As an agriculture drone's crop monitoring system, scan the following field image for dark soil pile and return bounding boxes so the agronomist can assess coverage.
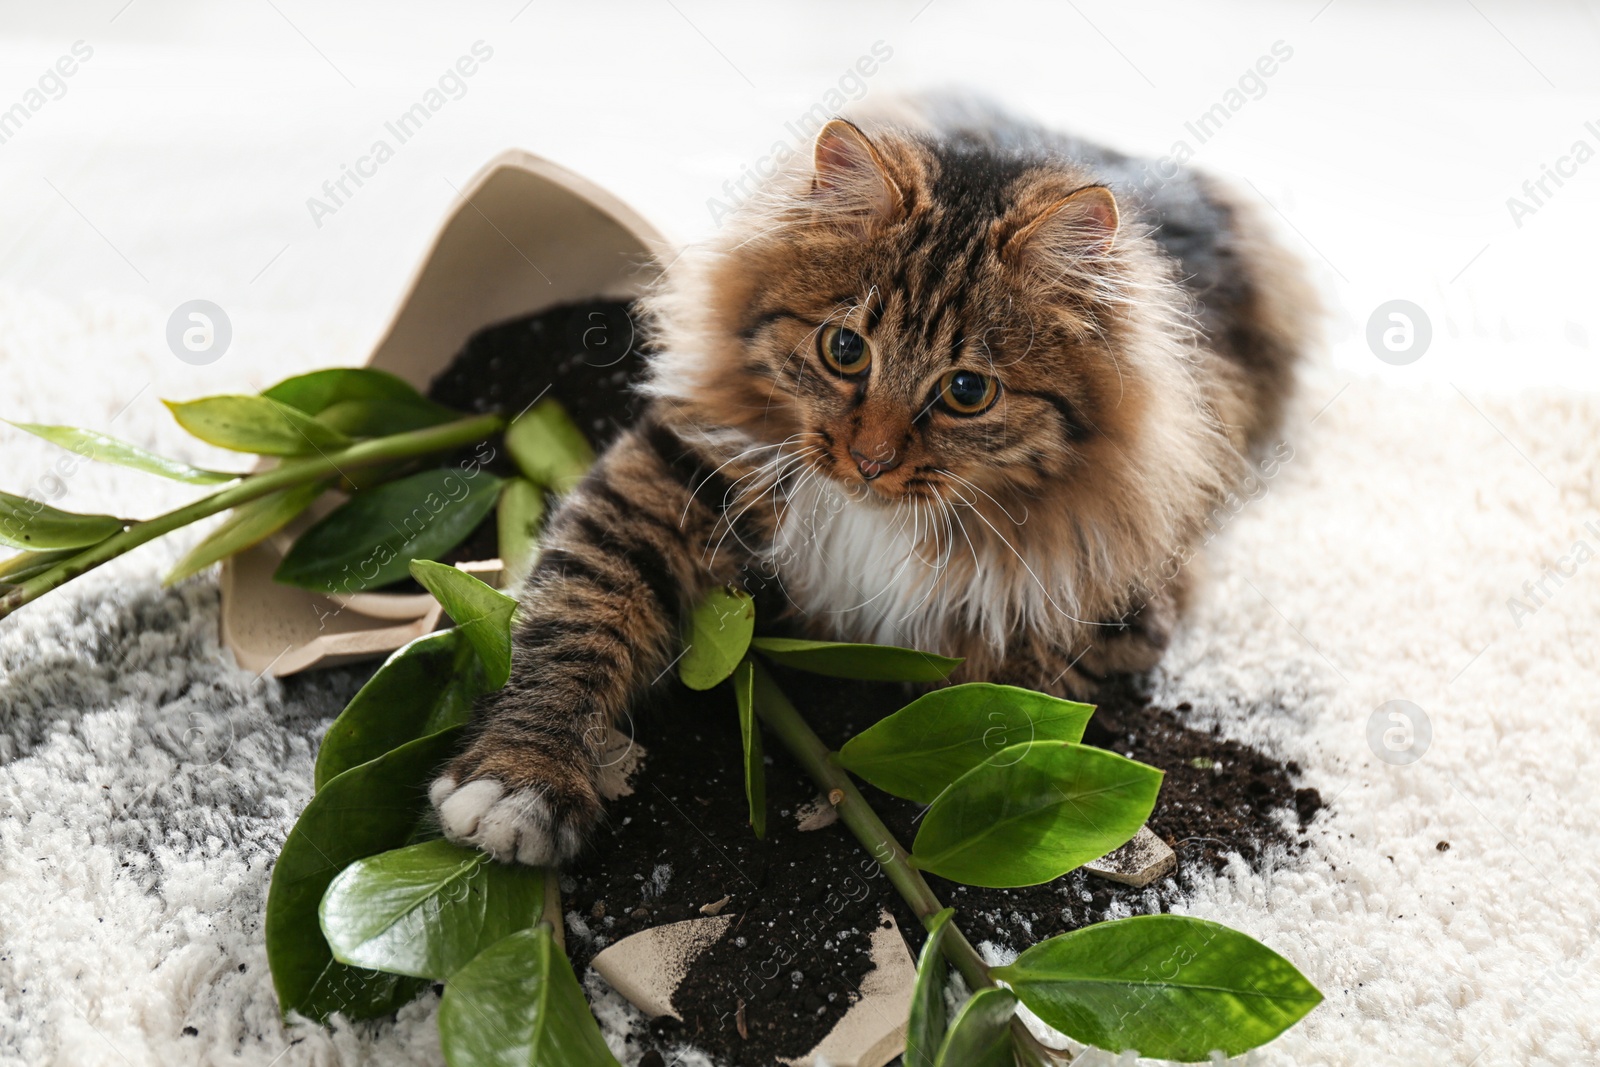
[378,299,645,590]
[561,670,1321,1066]
[425,298,648,451]
[412,301,1325,1066]
[561,681,888,1066]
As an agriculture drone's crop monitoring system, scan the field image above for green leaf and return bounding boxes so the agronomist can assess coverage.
[934,987,1017,1067]
[496,478,545,579]
[505,398,595,492]
[314,397,459,437]
[265,726,465,1022]
[839,684,1095,804]
[7,422,238,483]
[905,908,955,1067]
[262,367,435,415]
[165,482,324,586]
[0,489,122,550]
[911,742,1162,888]
[0,547,79,584]
[750,636,962,682]
[733,658,766,839]
[320,839,545,981]
[679,587,755,691]
[164,395,352,455]
[990,915,1324,1061]
[439,925,621,1067]
[314,628,489,790]
[409,559,517,689]
[274,468,504,594]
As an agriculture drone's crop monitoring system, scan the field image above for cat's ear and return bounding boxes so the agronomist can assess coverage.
[811,119,902,228]
[1001,185,1119,264]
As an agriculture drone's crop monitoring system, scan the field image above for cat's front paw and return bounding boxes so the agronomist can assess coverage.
[430,737,602,865]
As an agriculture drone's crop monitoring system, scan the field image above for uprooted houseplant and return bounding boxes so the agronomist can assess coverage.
[271,572,1323,1065]
[0,368,1321,1063]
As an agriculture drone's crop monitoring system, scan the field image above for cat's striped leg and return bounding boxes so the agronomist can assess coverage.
[430,416,754,864]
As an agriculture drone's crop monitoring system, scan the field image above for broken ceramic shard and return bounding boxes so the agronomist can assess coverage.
[589,915,733,1019]
[1083,825,1176,888]
[795,791,841,831]
[781,912,917,1067]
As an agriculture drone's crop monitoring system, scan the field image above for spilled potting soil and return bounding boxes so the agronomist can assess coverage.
[560,673,1320,1066]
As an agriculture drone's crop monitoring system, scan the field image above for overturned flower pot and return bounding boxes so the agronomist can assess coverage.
[220,149,668,676]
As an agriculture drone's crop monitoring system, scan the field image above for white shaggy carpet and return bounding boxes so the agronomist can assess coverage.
[5,296,1599,1067]
[2,3,1598,1065]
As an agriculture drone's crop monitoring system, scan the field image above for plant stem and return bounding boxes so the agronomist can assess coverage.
[0,412,505,620]
[746,659,1060,1065]
[542,867,566,954]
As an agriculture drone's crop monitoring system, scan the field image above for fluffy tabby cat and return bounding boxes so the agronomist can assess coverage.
[430,96,1315,865]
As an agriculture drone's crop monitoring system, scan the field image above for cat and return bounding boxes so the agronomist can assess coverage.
[429,95,1316,865]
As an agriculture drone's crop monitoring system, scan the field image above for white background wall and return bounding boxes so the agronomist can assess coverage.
[0,0,1595,401]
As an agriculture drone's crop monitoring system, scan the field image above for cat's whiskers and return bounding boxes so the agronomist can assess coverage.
[819,496,929,618]
[705,443,823,568]
[715,434,822,511]
[937,468,1093,625]
[941,470,1030,527]
[680,435,812,526]
[897,497,957,622]
[937,485,984,573]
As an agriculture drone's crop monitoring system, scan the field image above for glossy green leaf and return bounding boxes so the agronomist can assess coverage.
[0,547,79,584]
[439,925,621,1067]
[680,587,755,690]
[262,367,433,414]
[990,915,1324,1061]
[409,559,517,689]
[314,397,459,437]
[934,987,1016,1067]
[496,478,545,580]
[911,742,1162,888]
[265,727,464,1022]
[164,395,352,455]
[314,628,489,790]
[320,839,545,981]
[7,422,237,483]
[505,398,595,492]
[274,468,504,593]
[0,489,122,550]
[165,482,324,586]
[733,657,766,839]
[750,636,962,682]
[839,684,1095,804]
[905,908,955,1067]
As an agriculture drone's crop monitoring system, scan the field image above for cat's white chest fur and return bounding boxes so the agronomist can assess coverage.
[768,479,1069,656]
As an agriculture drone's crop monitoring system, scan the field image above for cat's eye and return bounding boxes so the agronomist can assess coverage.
[819,325,873,376]
[938,369,999,414]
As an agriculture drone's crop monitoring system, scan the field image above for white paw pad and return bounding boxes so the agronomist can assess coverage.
[430,775,582,865]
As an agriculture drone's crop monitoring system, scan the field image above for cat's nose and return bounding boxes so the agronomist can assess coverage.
[850,448,900,480]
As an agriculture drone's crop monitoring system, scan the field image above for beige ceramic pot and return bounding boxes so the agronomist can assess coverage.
[219,150,668,676]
